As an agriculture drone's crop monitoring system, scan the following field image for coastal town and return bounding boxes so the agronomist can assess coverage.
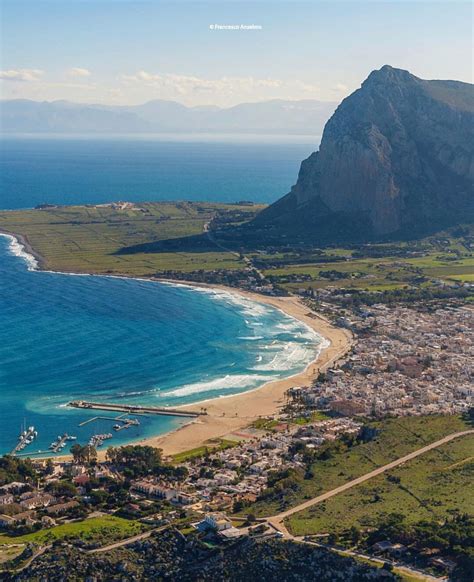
[1,0,474,576]
[294,301,474,418]
[1,291,473,579]
[0,215,473,579]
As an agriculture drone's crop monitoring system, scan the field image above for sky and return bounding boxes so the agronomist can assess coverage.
[0,0,472,107]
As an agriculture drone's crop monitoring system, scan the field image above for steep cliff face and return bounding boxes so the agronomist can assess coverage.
[256,66,474,241]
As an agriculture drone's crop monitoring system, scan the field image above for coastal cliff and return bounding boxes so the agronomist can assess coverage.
[254,65,474,242]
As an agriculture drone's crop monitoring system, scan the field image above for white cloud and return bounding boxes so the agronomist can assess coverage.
[68,67,91,78]
[0,69,44,82]
[332,83,348,93]
[121,71,283,93]
[119,71,320,105]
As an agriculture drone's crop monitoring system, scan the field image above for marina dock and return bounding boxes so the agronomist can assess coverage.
[10,425,38,456]
[68,400,204,418]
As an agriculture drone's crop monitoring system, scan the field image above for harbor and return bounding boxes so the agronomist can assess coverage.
[10,425,38,456]
[7,402,200,458]
[49,433,77,453]
[68,400,204,418]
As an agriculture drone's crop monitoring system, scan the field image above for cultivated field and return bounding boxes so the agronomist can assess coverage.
[0,202,263,275]
[1,203,472,291]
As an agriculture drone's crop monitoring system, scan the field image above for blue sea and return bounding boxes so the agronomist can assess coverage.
[0,135,317,210]
[0,135,322,455]
[0,234,323,455]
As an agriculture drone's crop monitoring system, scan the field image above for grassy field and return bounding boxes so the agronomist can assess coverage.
[253,227,474,291]
[244,415,472,519]
[0,202,263,276]
[171,438,237,463]
[287,433,474,536]
[263,251,474,292]
[1,202,472,291]
[0,515,146,547]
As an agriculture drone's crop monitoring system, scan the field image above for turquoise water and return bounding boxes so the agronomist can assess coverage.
[0,136,315,210]
[0,235,323,455]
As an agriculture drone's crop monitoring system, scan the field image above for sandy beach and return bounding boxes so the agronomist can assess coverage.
[144,286,353,456]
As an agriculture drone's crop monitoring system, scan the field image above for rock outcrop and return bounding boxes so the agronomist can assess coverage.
[255,65,474,241]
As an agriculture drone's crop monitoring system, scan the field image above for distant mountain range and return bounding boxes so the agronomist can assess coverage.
[252,65,474,242]
[0,98,337,135]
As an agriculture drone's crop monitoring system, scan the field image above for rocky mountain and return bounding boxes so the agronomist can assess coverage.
[254,66,474,242]
[0,98,336,135]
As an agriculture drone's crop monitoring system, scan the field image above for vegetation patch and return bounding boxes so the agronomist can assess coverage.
[0,515,146,547]
[287,434,474,535]
[245,415,471,518]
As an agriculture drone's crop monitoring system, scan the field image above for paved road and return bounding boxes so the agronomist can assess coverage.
[268,429,474,527]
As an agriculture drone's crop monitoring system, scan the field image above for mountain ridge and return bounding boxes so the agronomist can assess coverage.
[0,97,337,135]
[253,65,474,242]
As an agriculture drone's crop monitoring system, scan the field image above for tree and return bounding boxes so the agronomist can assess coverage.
[349,526,361,545]
[83,445,97,465]
[70,444,84,464]
[0,455,37,486]
[327,533,338,546]
[46,480,77,498]
[70,444,97,465]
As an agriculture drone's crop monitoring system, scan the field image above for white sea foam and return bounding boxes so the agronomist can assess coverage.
[238,336,265,341]
[1,234,39,271]
[210,290,271,318]
[1,234,328,410]
[253,342,315,372]
[163,374,274,398]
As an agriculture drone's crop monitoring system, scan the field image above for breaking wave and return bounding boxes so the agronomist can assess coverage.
[2,234,39,270]
[163,374,276,398]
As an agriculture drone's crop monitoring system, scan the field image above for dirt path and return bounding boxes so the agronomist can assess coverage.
[87,526,167,554]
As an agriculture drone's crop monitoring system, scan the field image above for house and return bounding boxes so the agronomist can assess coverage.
[203,512,232,532]
[429,557,456,572]
[0,511,36,526]
[132,480,196,505]
[45,500,79,516]
[218,526,244,540]
[73,474,90,487]
[0,482,27,494]
[0,494,14,506]
[41,515,56,528]
[372,541,407,557]
[20,494,55,510]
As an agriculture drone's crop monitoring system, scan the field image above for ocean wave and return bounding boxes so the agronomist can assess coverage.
[252,342,315,372]
[207,289,271,318]
[159,282,270,318]
[238,336,265,341]
[113,388,159,399]
[162,373,274,398]
[1,234,39,271]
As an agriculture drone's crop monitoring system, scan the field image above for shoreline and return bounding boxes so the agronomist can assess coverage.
[0,231,353,458]
[149,288,353,455]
